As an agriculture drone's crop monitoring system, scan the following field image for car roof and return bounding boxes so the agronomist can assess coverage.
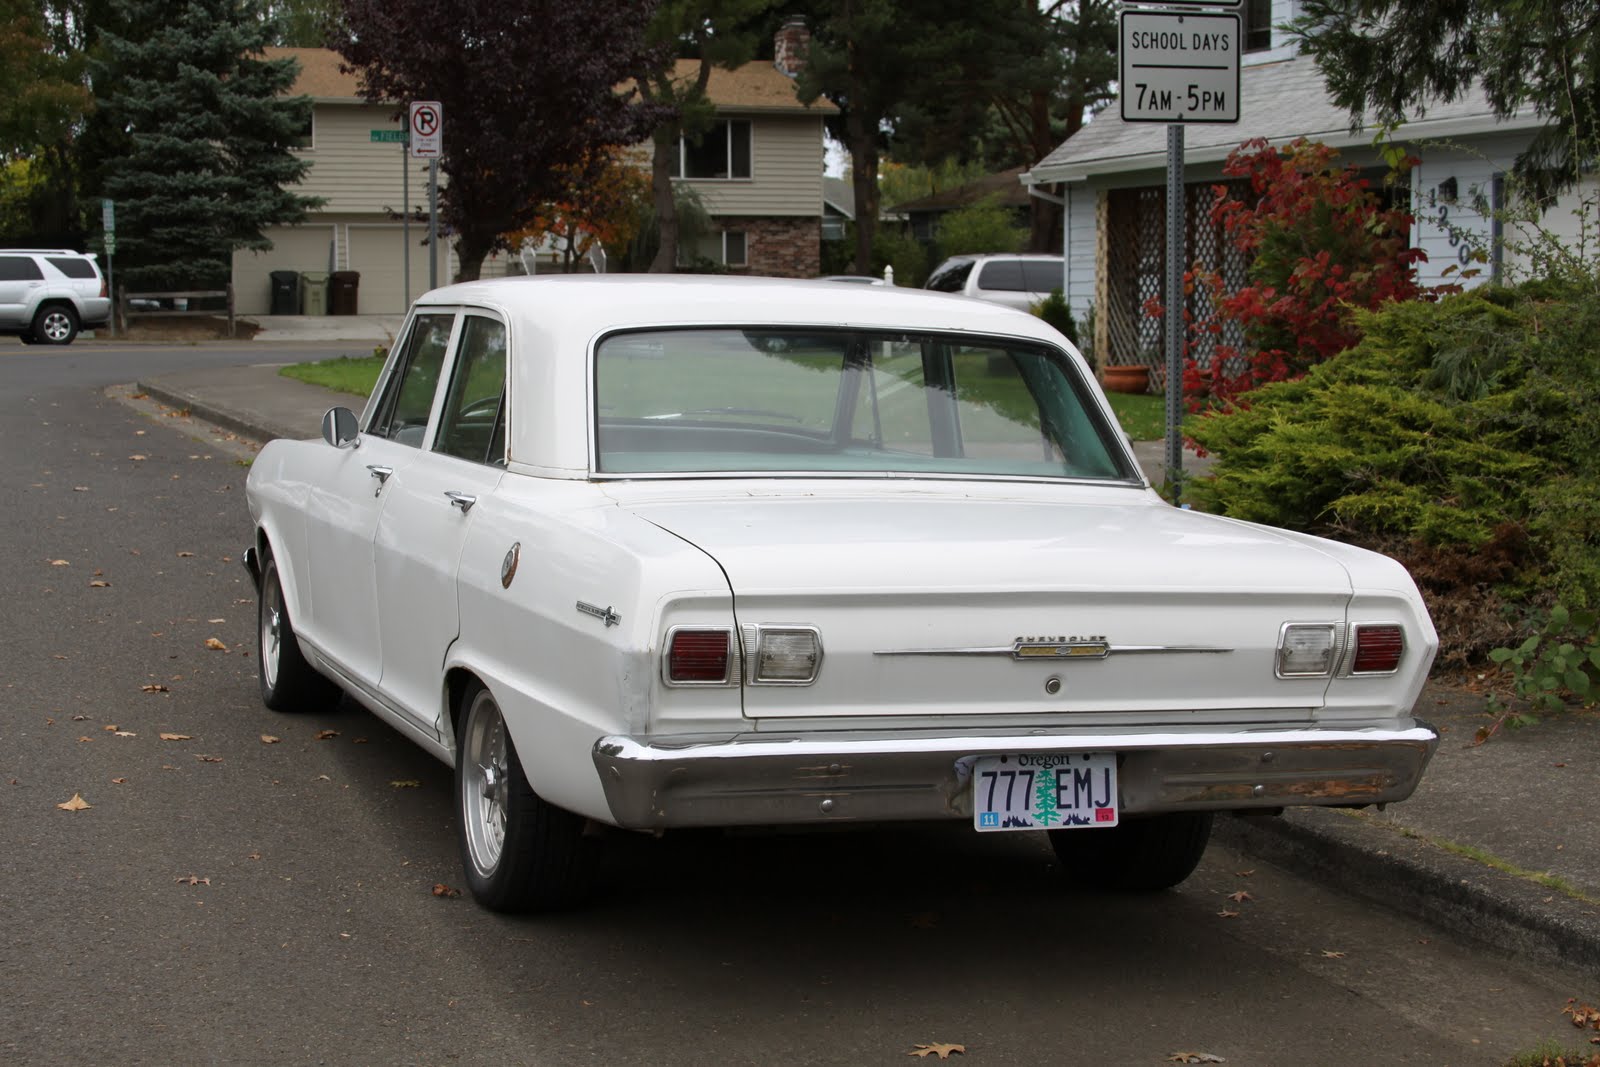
[0,249,93,256]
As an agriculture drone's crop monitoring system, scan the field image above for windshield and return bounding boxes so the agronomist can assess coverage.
[593,328,1135,481]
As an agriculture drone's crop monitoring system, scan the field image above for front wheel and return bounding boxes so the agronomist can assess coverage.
[1049,812,1213,892]
[456,682,592,912]
[32,304,79,345]
[257,552,338,712]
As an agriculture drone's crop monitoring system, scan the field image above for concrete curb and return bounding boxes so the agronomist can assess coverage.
[1215,807,1600,973]
[135,378,296,444]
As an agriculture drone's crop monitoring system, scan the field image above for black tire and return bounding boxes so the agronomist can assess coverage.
[256,552,338,712]
[1050,811,1213,892]
[18,332,36,345]
[455,681,593,912]
[32,304,79,345]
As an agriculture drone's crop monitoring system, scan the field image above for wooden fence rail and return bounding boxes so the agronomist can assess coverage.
[117,285,234,337]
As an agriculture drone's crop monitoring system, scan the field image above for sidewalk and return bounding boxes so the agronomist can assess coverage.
[132,358,1600,973]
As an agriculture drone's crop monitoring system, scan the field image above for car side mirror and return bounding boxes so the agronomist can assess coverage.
[321,406,361,449]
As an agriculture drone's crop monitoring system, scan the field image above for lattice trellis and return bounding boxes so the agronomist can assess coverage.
[1103,180,1252,392]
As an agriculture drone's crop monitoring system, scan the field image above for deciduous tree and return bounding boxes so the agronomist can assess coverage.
[334,0,670,282]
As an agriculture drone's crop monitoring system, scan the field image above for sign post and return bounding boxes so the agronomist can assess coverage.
[409,101,443,290]
[372,128,412,304]
[1118,3,1240,504]
[101,199,116,337]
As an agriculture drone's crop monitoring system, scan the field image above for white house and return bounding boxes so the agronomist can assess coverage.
[1023,0,1593,370]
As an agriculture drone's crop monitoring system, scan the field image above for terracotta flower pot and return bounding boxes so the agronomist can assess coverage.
[1101,364,1149,394]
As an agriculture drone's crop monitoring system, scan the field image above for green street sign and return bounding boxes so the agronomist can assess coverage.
[370,129,408,143]
[104,234,116,254]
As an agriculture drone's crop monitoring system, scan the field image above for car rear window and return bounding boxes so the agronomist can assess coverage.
[594,328,1133,482]
[925,260,973,292]
[976,261,1024,292]
[1022,261,1062,293]
[47,257,98,279]
[0,256,44,282]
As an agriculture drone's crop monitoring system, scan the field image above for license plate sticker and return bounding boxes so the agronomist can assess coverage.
[972,753,1118,832]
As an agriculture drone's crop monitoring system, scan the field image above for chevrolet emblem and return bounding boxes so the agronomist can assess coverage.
[1011,639,1110,660]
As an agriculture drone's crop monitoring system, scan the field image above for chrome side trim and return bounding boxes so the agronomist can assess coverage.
[874,643,1233,660]
[591,720,1439,829]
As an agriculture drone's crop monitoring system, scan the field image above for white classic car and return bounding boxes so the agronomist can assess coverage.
[244,275,1439,912]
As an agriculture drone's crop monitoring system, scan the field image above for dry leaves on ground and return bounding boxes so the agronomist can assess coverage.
[89,579,110,588]
[1168,1054,1226,1064]
[176,875,211,886]
[159,732,191,741]
[142,684,170,693]
[260,735,280,744]
[204,638,227,651]
[1216,909,1240,919]
[1321,950,1347,959]
[431,884,461,898]
[1227,890,1254,903]
[907,1044,965,1060]
[314,730,339,741]
[56,793,91,811]
[391,780,421,788]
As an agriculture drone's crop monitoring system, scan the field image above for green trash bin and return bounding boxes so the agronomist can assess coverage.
[301,271,329,316]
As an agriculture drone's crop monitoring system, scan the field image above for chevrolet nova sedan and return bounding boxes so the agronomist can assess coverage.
[243,275,1439,912]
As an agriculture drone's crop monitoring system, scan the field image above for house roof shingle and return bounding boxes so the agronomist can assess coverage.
[266,48,834,115]
[1024,57,1543,184]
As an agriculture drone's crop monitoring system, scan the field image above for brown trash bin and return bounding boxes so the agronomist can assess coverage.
[330,270,360,315]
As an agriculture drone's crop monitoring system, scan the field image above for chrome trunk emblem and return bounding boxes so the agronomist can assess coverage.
[576,601,621,627]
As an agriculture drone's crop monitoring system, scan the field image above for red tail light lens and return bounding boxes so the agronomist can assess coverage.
[99,276,108,298]
[666,629,731,684]
[1351,624,1404,674]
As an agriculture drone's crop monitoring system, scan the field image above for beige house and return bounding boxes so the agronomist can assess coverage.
[233,38,834,316]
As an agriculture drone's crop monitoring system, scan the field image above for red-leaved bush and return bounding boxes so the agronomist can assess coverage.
[1147,138,1435,406]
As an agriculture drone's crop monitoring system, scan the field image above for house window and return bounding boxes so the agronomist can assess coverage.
[723,230,747,266]
[290,109,314,150]
[675,120,753,180]
[1243,0,1273,53]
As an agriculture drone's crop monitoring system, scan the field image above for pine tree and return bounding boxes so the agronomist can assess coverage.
[93,0,320,288]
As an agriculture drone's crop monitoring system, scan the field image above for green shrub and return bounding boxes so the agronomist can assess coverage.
[1031,289,1078,346]
[935,194,1025,258]
[1188,278,1600,667]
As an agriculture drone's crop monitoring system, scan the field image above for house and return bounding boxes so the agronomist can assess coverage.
[889,166,1034,247]
[1022,0,1592,371]
[233,29,834,315]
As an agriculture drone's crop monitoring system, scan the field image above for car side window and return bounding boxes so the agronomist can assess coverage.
[367,312,456,447]
[976,261,1024,292]
[926,261,973,293]
[0,256,44,282]
[1022,261,1062,293]
[434,315,508,466]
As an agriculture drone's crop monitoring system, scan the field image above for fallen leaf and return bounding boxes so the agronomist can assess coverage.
[1227,890,1254,903]
[1217,909,1240,919]
[352,737,369,744]
[195,755,223,763]
[77,736,93,743]
[73,486,88,492]
[314,730,339,741]
[176,551,195,558]
[175,875,211,886]
[391,779,421,788]
[314,774,331,781]
[431,883,462,898]
[102,724,118,732]
[204,637,227,651]
[246,851,261,861]
[111,778,126,785]
[1167,1054,1226,1064]
[114,731,136,738]
[207,618,225,624]
[50,559,69,567]
[908,1044,965,1060]
[1234,869,1254,877]
[129,454,146,461]
[142,684,169,693]
[1320,950,1346,959]
[260,734,280,744]
[56,793,91,811]
[89,579,111,588]
[159,733,191,741]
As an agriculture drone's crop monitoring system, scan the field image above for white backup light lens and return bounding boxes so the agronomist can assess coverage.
[755,629,821,683]
[1277,623,1336,677]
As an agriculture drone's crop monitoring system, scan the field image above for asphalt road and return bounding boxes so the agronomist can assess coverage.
[1,341,1593,1066]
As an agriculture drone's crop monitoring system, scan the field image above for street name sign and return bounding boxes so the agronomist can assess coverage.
[409,101,442,158]
[371,129,408,143]
[1120,10,1241,124]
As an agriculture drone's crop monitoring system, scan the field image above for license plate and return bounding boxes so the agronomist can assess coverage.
[971,753,1118,831]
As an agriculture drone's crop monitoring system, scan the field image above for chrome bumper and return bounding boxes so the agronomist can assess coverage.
[592,721,1439,829]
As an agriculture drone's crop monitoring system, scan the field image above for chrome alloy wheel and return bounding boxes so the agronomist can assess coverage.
[38,308,74,343]
[462,690,510,875]
[260,575,283,689]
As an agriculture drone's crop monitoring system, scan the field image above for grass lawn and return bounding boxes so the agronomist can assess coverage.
[279,355,1174,442]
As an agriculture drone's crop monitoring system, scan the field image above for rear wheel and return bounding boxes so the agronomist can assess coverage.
[257,552,338,711]
[32,304,79,345]
[1050,812,1213,892]
[456,681,592,912]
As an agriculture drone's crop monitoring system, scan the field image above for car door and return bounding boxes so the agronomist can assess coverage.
[0,255,44,327]
[300,309,458,690]
[372,310,509,736]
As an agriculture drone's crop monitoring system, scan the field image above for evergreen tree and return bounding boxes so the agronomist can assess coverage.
[1293,0,1600,202]
[93,0,320,288]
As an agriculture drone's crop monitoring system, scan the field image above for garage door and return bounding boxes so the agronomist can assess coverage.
[233,225,336,315]
[347,225,443,314]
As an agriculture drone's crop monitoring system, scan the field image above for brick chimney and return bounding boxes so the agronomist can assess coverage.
[774,16,810,78]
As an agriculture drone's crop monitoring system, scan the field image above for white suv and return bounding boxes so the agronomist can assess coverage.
[0,250,112,345]
[924,253,1065,311]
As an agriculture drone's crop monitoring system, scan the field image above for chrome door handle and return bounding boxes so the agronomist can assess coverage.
[445,491,477,513]
[366,465,394,496]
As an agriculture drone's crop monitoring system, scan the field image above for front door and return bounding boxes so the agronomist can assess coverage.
[374,311,509,736]
[0,255,44,328]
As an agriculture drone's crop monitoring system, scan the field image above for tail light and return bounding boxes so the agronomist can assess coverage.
[99,275,108,298]
[664,627,732,685]
[1276,623,1336,678]
[747,626,822,685]
[1350,624,1404,674]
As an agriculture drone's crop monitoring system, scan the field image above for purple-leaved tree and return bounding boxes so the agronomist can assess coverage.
[333,0,672,282]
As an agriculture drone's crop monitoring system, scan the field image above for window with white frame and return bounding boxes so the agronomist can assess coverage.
[674,120,753,180]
